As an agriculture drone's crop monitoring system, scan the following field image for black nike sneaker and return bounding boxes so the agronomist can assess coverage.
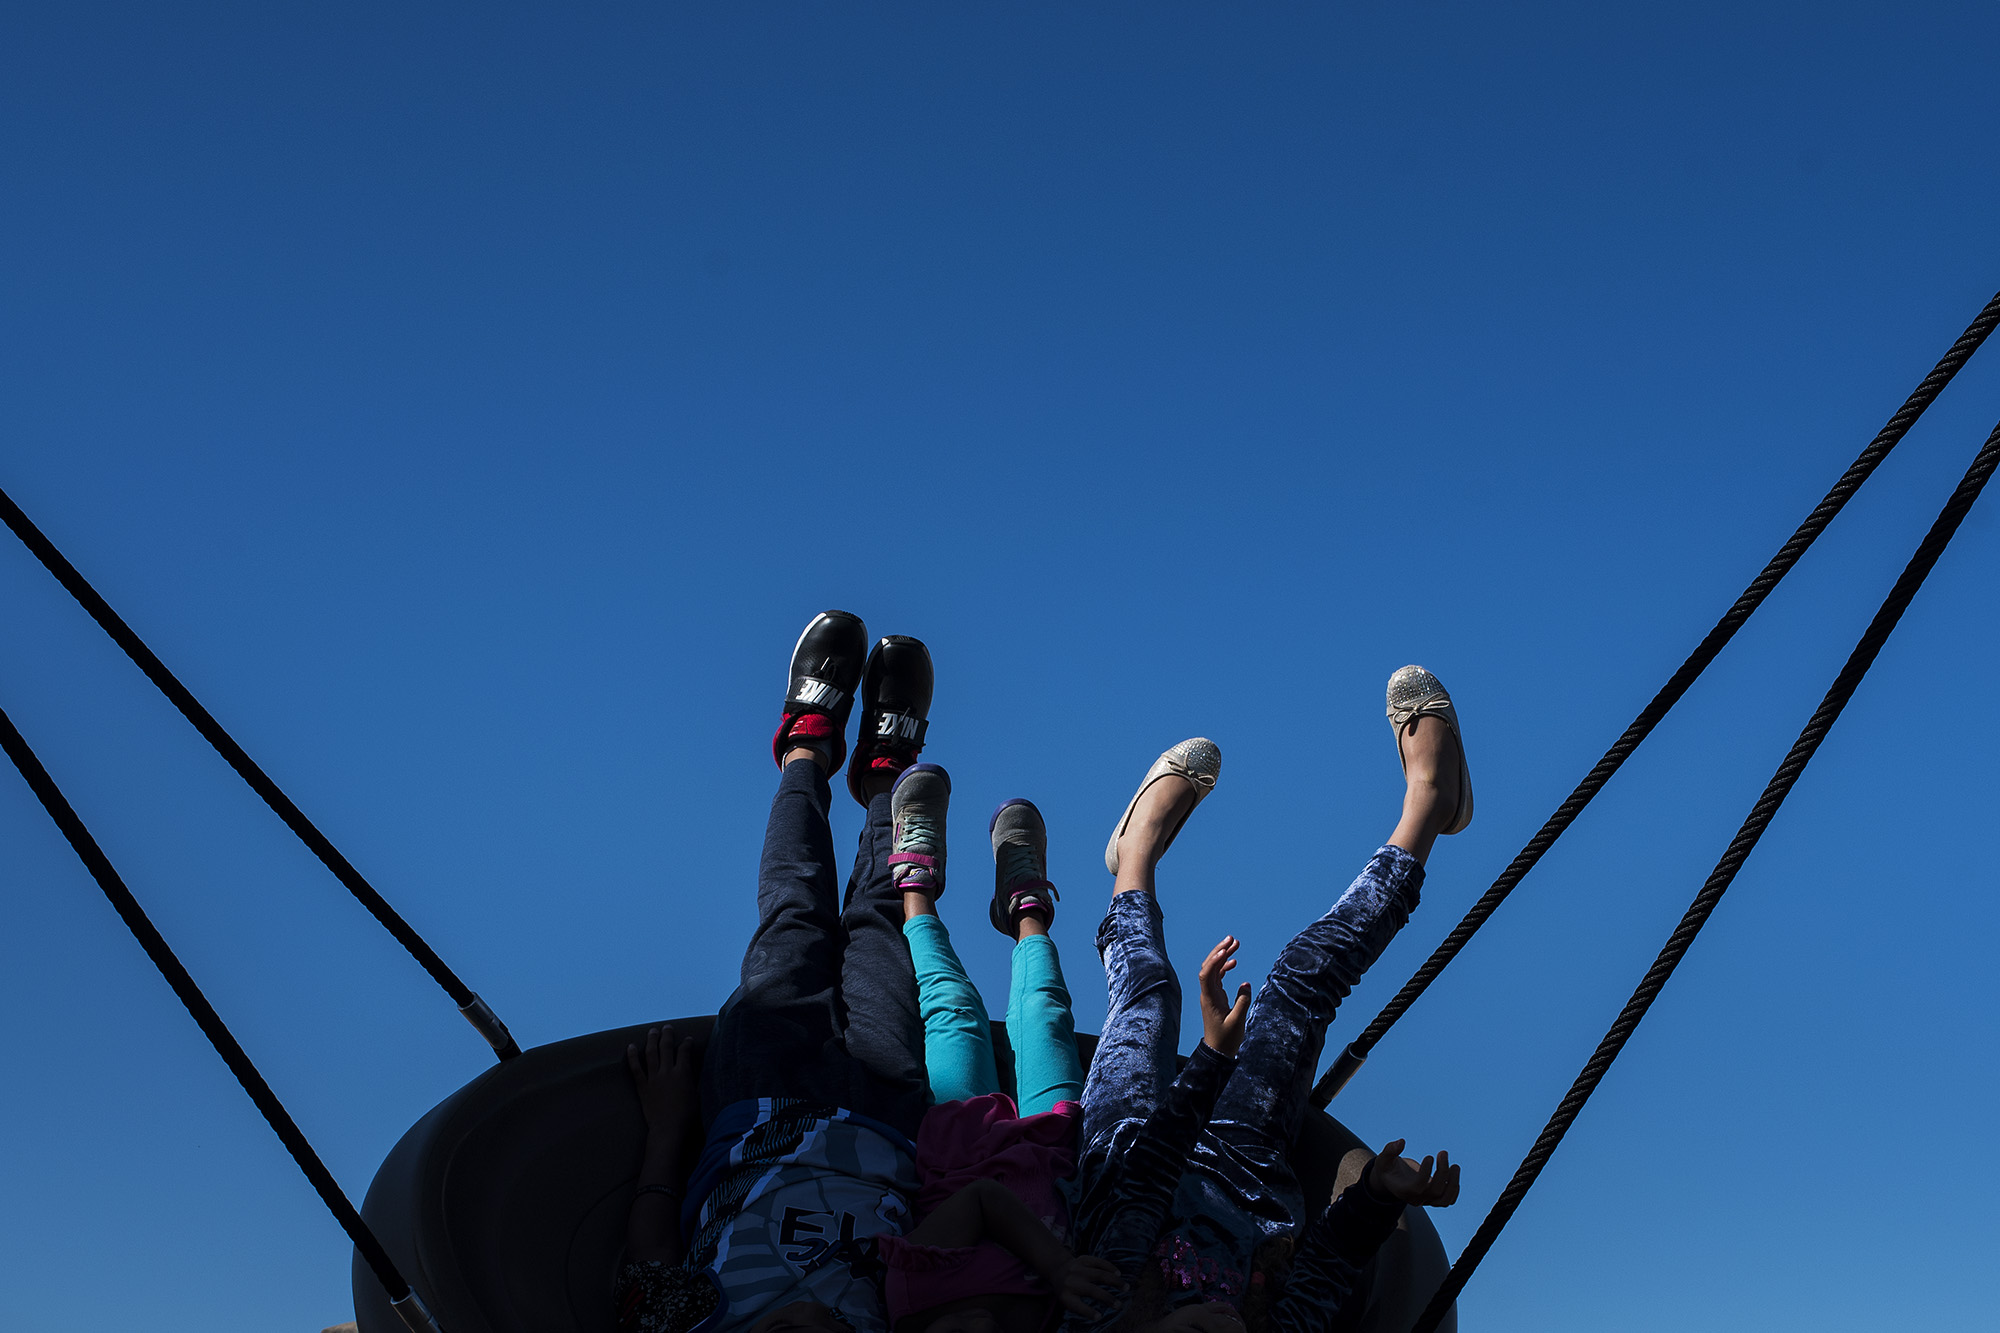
[772,610,870,773]
[846,635,934,806]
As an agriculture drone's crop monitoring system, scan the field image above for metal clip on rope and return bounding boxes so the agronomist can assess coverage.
[1316,1040,1367,1103]
[458,993,518,1060]
[392,1288,446,1333]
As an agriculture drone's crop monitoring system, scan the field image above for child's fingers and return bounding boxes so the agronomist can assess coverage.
[626,1044,643,1079]
[1423,1152,1455,1203]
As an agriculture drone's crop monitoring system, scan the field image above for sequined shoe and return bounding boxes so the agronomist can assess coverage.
[1386,665,1473,835]
[989,799,1059,934]
[1104,738,1222,875]
[889,763,950,896]
[848,635,935,807]
[772,610,868,772]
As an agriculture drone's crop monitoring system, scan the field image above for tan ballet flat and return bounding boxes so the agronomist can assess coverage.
[1386,665,1474,835]
[1104,737,1222,874]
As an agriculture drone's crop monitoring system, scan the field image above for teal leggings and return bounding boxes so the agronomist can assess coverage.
[902,915,1086,1117]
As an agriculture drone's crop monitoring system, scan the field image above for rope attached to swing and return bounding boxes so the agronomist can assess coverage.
[1312,286,2000,1107]
[0,702,447,1333]
[1408,415,2000,1333]
[0,486,518,1061]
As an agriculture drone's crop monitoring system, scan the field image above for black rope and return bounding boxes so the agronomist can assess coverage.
[1409,417,2000,1333]
[0,700,441,1330]
[1312,287,2000,1107]
[0,486,518,1060]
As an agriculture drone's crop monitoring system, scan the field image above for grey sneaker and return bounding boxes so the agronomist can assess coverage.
[889,763,951,895]
[1104,738,1222,875]
[1386,665,1473,834]
[989,799,1059,935]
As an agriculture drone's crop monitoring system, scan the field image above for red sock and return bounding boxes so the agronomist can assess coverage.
[773,711,841,768]
[865,747,916,779]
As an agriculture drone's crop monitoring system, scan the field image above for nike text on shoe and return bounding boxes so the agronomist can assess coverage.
[773,610,869,773]
[848,635,935,806]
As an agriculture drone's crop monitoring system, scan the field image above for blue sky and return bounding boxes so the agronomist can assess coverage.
[2,5,1997,1330]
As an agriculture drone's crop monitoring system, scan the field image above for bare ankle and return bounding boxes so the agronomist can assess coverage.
[1117,779,1198,867]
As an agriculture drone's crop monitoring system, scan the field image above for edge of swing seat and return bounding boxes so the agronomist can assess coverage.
[353,1018,1455,1333]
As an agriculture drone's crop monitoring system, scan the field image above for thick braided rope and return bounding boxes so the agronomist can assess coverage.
[0,701,429,1322]
[1314,288,2000,1103]
[1409,418,2000,1333]
[0,485,518,1061]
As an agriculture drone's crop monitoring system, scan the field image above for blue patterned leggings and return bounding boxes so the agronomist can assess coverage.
[1080,846,1424,1192]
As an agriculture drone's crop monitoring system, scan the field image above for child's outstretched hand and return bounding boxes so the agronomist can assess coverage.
[1052,1254,1127,1317]
[626,1025,701,1137]
[1199,935,1253,1057]
[1364,1139,1460,1208]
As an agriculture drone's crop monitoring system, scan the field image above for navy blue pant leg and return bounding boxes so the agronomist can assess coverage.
[704,757,846,1120]
[835,788,930,1138]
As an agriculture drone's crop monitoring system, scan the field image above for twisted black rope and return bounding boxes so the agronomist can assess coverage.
[1312,287,2000,1107]
[1409,417,2000,1333]
[0,486,517,1060]
[0,701,444,1333]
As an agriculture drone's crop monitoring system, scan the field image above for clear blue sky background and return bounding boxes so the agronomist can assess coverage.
[2,5,1996,1331]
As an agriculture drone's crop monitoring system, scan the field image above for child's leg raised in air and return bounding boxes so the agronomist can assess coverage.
[1210,669,1471,1150]
[704,611,872,1123]
[1079,741,1222,1154]
[902,897,1004,1104]
[1007,931,1083,1115]
[837,635,948,1137]
[990,799,1084,1116]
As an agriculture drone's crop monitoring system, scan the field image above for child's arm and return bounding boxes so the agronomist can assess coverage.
[904,1178,1127,1317]
[1268,1140,1461,1333]
[624,1025,704,1266]
[1070,938,1251,1279]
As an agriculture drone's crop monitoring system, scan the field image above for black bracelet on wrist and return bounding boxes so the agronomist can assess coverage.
[634,1183,683,1201]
